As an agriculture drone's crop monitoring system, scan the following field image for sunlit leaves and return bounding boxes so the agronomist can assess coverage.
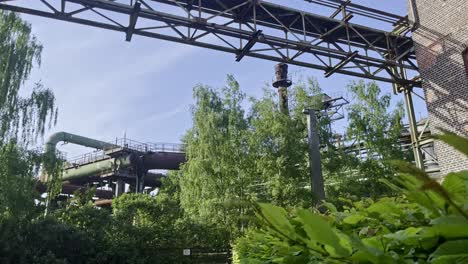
[429,240,468,264]
[179,75,327,239]
[234,133,468,263]
[325,81,405,204]
[0,11,57,146]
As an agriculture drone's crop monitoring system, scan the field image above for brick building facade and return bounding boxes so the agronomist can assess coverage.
[407,0,468,174]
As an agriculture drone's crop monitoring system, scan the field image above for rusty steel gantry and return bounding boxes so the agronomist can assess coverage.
[0,0,425,168]
[0,0,420,85]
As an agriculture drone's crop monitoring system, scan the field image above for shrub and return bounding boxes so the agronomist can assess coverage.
[233,132,468,263]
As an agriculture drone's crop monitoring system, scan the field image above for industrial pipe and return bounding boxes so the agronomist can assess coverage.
[143,152,187,170]
[42,131,118,181]
[63,154,138,181]
[144,172,165,187]
[43,132,185,187]
[59,148,184,181]
[45,131,117,154]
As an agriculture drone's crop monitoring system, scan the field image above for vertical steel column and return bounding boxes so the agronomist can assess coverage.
[396,64,424,170]
[273,63,292,114]
[115,179,124,196]
[303,109,326,202]
[403,87,424,169]
[135,173,145,193]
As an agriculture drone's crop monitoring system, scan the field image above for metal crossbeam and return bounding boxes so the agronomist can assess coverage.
[236,29,262,62]
[125,1,140,41]
[0,0,420,87]
[324,50,358,77]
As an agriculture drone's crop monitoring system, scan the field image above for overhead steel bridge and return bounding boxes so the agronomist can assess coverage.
[0,0,419,87]
[1,0,427,169]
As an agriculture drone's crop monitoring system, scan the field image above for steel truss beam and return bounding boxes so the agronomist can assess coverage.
[0,0,420,87]
[0,0,428,170]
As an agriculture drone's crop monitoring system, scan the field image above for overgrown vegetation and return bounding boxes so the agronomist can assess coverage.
[1,9,466,264]
[233,132,468,264]
[324,81,407,205]
[0,11,57,146]
[180,75,408,237]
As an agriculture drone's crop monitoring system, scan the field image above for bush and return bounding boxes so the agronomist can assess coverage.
[233,132,468,263]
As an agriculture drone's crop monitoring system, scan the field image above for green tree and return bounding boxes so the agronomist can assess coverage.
[0,10,57,217]
[179,75,252,239]
[233,132,468,264]
[0,11,57,146]
[0,143,42,220]
[179,75,331,241]
[54,174,230,264]
[346,81,404,160]
[247,77,327,207]
[0,10,61,264]
[325,81,405,202]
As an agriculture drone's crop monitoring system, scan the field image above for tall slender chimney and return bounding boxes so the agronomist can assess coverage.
[272,63,292,114]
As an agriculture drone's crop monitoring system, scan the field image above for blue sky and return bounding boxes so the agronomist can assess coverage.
[21,0,427,157]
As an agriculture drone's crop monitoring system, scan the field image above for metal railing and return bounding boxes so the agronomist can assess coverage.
[110,138,185,154]
[65,138,186,167]
[67,151,109,167]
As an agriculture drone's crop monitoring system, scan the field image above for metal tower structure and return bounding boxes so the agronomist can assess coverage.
[0,0,425,168]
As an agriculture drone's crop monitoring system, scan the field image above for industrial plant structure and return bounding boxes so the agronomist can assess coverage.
[42,132,186,204]
[2,0,466,197]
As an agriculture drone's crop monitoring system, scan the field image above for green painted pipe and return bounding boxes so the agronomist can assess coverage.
[43,132,183,183]
[43,131,118,182]
[45,131,117,154]
[63,155,134,181]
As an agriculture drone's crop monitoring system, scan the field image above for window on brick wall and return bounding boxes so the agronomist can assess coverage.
[463,47,468,75]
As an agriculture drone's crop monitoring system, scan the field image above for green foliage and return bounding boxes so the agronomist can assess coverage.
[234,132,468,264]
[346,81,404,160]
[325,81,406,204]
[50,174,229,264]
[180,75,253,238]
[0,142,42,220]
[0,173,230,263]
[0,215,98,264]
[247,78,324,206]
[0,11,57,146]
[0,9,58,217]
[179,76,330,241]
[180,76,414,250]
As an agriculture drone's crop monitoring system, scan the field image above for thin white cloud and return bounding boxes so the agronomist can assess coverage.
[138,103,188,124]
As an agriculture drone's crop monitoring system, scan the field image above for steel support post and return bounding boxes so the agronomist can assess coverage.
[396,64,425,170]
[115,179,124,196]
[135,173,145,193]
[303,109,326,202]
[403,87,424,169]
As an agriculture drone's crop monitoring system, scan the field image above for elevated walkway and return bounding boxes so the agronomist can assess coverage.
[66,138,185,168]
